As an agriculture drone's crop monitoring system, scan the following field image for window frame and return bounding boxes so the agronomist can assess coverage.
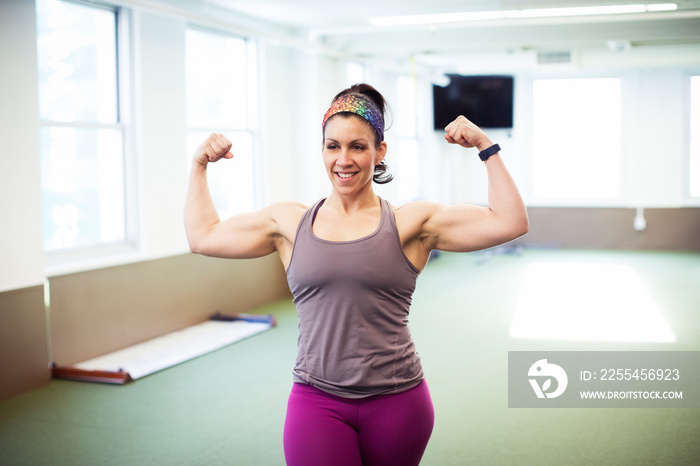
[38,0,139,273]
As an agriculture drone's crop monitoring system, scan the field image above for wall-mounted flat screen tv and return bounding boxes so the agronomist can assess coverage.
[433,75,514,130]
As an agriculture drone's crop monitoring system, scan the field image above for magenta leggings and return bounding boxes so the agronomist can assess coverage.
[283,380,434,466]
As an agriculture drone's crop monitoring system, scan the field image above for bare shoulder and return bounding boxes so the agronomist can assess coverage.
[262,201,308,235]
[393,200,442,225]
[259,201,307,268]
[392,200,443,244]
[262,200,308,217]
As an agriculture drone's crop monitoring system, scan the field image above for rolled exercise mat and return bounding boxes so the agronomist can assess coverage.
[51,313,276,384]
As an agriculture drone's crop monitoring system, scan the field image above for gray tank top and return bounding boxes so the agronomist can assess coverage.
[286,197,424,398]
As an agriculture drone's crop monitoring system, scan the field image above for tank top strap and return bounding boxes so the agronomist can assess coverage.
[379,196,421,275]
[287,199,324,274]
[379,197,394,227]
[296,198,325,233]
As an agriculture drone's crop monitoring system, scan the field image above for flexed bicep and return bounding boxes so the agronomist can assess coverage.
[187,202,306,262]
[425,203,522,253]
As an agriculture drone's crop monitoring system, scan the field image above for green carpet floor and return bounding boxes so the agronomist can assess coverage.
[1,248,699,465]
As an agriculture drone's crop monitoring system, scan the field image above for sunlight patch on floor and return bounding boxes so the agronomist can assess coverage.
[509,262,676,343]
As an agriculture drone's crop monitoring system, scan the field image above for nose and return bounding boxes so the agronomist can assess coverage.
[336,148,352,166]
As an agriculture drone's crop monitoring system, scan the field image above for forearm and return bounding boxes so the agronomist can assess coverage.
[184,161,220,251]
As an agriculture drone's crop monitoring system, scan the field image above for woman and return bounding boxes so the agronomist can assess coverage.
[185,83,528,466]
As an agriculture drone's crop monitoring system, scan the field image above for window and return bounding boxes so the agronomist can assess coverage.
[185,28,256,217]
[532,78,622,200]
[36,0,130,253]
[691,76,700,197]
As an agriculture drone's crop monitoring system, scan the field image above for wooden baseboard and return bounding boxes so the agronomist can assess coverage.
[51,365,132,385]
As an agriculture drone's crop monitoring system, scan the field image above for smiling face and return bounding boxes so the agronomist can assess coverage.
[322,114,387,196]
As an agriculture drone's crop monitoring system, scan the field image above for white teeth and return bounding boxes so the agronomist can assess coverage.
[338,173,354,178]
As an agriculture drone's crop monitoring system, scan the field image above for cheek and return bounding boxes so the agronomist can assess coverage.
[322,153,335,171]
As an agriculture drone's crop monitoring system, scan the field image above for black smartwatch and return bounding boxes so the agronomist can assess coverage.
[478,143,501,162]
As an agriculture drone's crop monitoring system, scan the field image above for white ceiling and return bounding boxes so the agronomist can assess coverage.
[204,0,700,31]
[170,0,700,69]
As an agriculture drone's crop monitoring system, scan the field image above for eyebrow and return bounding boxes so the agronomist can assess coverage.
[324,138,369,144]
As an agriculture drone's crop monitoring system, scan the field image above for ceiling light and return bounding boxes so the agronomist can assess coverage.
[369,3,678,27]
[645,3,679,11]
[369,11,503,27]
[504,5,646,18]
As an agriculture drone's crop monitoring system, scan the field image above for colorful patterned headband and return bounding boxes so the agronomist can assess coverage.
[322,93,384,141]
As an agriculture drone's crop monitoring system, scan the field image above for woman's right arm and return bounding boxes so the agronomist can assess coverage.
[184,133,299,260]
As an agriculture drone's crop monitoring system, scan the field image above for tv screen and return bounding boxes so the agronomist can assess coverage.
[433,75,514,130]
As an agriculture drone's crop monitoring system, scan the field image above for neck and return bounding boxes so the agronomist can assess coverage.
[326,188,379,214]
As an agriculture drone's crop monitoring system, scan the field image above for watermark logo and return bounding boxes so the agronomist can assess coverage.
[528,359,568,399]
[509,351,699,408]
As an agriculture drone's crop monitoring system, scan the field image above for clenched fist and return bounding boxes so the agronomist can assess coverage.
[444,116,492,152]
[193,133,234,166]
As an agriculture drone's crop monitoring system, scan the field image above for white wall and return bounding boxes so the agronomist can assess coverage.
[0,0,45,293]
[136,12,189,259]
[258,43,321,205]
[623,68,690,208]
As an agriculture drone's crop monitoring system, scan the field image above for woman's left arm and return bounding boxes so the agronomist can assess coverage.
[419,116,529,253]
